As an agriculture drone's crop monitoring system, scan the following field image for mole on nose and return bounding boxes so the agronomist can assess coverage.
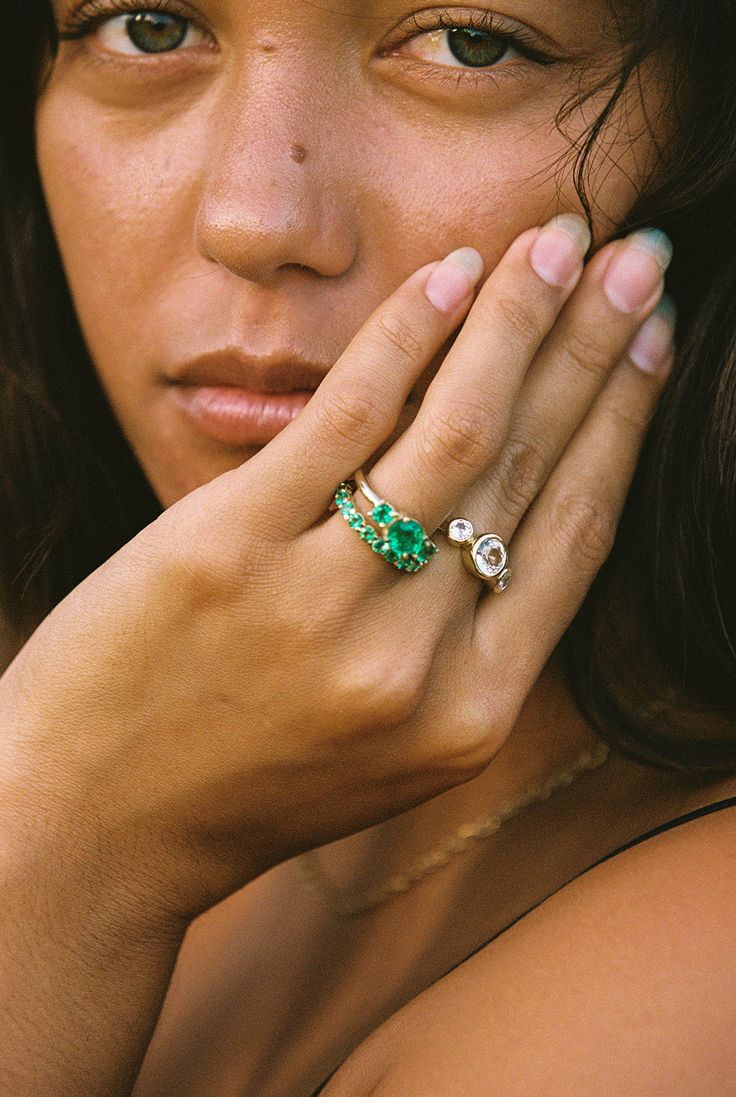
[290,143,307,164]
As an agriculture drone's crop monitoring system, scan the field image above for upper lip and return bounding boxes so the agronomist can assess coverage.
[169,350,331,394]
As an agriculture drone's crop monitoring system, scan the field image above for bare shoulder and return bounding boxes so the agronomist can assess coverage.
[324,801,736,1097]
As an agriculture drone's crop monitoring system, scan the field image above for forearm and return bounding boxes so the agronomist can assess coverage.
[0,795,188,1097]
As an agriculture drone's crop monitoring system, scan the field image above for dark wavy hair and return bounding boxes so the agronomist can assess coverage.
[1,2,735,775]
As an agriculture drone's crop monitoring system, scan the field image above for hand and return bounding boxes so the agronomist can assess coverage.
[0,214,674,923]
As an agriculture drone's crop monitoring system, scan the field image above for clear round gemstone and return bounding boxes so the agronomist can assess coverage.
[448,518,474,545]
[472,534,507,579]
[495,569,511,592]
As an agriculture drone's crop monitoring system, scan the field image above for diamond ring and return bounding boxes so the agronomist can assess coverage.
[439,517,511,593]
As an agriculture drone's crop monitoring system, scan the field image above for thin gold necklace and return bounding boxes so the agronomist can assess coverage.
[299,740,612,917]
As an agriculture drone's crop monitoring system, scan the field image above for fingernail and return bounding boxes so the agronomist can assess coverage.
[604,229,674,313]
[627,294,677,374]
[529,213,591,288]
[425,247,484,313]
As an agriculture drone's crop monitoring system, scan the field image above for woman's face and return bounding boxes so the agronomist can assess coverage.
[36,1,671,507]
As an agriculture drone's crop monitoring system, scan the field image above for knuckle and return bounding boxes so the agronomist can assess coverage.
[494,434,548,515]
[314,386,385,449]
[146,519,226,591]
[420,400,498,475]
[330,649,431,730]
[375,313,425,364]
[604,390,655,434]
[172,529,273,596]
[372,648,434,723]
[374,679,425,726]
[359,668,426,726]
[426,707,509,781]
[561,329,614,381]
[551,489,617,568]
[496,294,544,345]
[440,730,495,780]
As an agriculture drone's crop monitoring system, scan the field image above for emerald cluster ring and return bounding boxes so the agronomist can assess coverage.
[332,469,438,573]
[438,517,511,593]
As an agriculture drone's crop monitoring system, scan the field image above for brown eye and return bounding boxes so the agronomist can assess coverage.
[446,29,508,68]
[125,12,188,53]
[402,25,521,72]
[92,9,208,56]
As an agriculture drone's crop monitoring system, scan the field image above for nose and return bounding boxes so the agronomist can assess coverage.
[195,80,358,284]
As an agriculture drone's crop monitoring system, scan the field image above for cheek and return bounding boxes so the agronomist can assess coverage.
[352,93,642,294]
[355,117,563,276]
[35,91,218,503]
[35,92,198,363]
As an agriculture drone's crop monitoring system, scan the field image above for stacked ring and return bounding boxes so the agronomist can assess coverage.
[333,473,438,573]
[439,517,511,593]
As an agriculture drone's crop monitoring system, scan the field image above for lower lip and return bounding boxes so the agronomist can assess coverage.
[169,385,314,446]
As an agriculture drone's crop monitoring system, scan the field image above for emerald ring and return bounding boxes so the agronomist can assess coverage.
[438,517,511,593]
[332,470,438,573]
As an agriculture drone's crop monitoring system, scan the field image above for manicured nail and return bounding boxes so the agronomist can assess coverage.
[529,213,591,288]
[425,247,484,313]
[627,294,677,374]
[604,229,673,313]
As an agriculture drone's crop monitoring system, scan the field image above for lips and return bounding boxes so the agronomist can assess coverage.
[169,349,330,394]
[166,349,330,446]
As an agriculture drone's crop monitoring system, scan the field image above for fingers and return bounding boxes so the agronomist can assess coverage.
[471,326,675,688]
[356,215,593,533]
[250,247,486,533]
[453,229,673,529]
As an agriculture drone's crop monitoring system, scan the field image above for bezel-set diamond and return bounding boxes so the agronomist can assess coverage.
[447,518,475,545]
[494,568,511,593]
[471,534,507,579]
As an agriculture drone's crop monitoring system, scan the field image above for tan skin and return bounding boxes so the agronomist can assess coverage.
[0,1,732,1095]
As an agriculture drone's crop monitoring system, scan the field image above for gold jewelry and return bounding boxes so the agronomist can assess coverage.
[438,517,511,593]
[298,740,612,917]
[333,474,439,573]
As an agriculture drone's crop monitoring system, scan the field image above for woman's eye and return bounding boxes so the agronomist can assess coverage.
[94,11,206,55]
[403,26,521,70]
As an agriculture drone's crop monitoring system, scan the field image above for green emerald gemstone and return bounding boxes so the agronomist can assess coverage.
[371,503,396,526]
[387,519,425,556]
[371,539,388,554]
[359,527,377,543]
[348,513,363,529]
